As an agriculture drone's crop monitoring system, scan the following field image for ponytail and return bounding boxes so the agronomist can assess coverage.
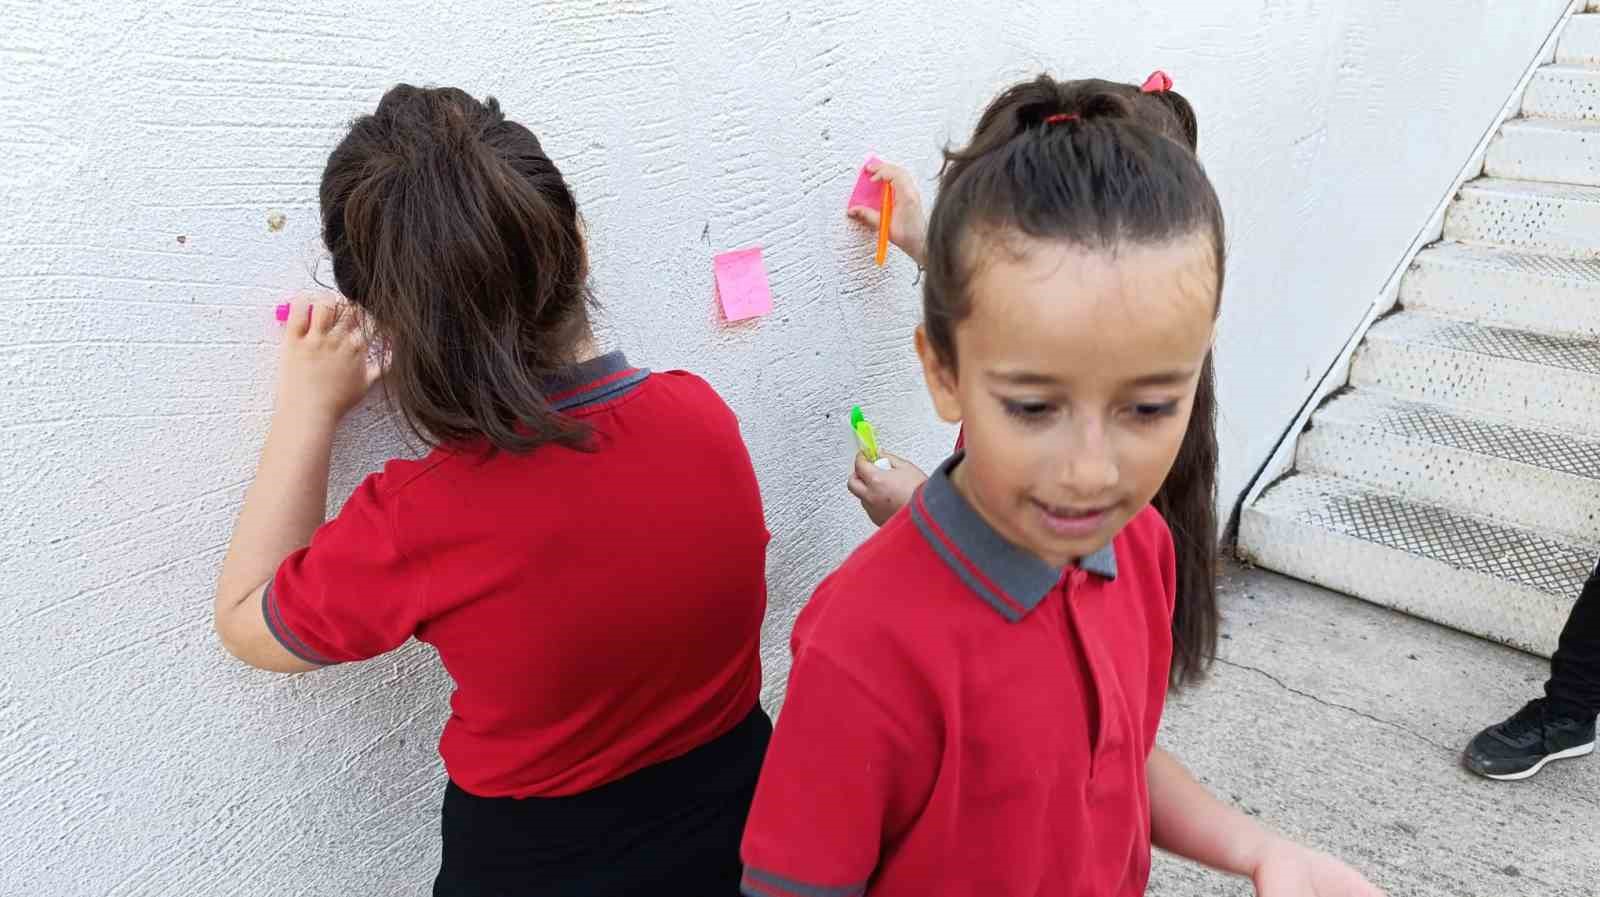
[320,84,595,453]
[1153,353,1218,687]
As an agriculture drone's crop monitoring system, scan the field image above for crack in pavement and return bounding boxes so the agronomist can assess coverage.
[1213,657,1459,754]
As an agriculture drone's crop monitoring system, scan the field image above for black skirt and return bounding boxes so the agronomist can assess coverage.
[434,705,772,897]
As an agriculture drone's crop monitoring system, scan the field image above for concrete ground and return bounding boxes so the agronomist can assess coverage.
[1147,563,1599,897]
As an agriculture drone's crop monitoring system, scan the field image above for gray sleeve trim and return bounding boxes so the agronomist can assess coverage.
[261,580,335,666]
[741,867,866,897]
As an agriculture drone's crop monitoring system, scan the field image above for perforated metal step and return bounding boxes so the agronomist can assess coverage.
[1240,474,1589,656]
[1444,177,1600,258]
[1352,312,1600,437]
[1301,390,1600,543]
[1486,118,1600,189]
[1400,242,1600,337]
[1524,63,1600,122]
[1557,14,1600,64]
[1383,314,1600,375]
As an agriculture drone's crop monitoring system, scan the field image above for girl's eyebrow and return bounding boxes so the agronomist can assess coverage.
[986,368,1197,387]
[986,369,1059,386]
[1126,369,1197,387]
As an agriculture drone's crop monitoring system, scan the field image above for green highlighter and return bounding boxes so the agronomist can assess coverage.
[850,405,892,469]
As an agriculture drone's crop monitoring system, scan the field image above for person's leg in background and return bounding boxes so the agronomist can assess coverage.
[1547,561,1600,717]
[1463,561,1600,781]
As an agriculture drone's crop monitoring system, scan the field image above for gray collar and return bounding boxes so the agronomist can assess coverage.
[541,351,650,411]
[908,453,1118,623]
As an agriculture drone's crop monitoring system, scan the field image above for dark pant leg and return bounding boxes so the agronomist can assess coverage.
[1546,559,1600,717]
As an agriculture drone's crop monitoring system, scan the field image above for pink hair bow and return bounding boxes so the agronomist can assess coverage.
[1141,70,1173,93]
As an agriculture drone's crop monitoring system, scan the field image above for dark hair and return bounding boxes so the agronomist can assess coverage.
[924,74,1223,688]
[320,84,594,452]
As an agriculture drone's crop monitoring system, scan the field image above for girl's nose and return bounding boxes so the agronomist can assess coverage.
[1057,420,1120,497]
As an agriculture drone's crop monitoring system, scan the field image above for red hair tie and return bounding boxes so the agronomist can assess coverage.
[1044,112,1078,125]
[1141,70,1173,93]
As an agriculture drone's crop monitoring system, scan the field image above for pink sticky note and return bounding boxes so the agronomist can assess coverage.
[847,153,885,212]
[713,247,773,323]
[275,302,315,325]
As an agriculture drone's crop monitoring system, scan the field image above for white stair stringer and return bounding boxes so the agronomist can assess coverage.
[1240,475,1591,657]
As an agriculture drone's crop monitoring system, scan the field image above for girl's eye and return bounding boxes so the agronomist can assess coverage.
[1002,398,1051,417]
[1001,399,1054,421]
[1130,401,1180,422]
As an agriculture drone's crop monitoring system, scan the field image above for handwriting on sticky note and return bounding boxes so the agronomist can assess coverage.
[847,153,884,212]
[714,247,773,322]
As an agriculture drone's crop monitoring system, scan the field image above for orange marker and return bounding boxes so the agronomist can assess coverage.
[875,180,894,266]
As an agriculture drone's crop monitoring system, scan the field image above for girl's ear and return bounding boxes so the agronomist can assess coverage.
[915,325,964,424]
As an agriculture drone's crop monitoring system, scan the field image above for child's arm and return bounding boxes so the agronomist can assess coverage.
[213,300,383,672]
[741,625,933,897]
[844,159,934,525]
[1148,746,1385,896]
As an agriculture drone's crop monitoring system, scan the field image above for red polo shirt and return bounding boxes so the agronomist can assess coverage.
[264,352,769,798]
[741,453,1175,897]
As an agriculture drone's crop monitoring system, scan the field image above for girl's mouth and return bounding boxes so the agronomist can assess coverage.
[1034,500,1112,538]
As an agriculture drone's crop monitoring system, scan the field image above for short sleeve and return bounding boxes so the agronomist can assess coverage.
[263,473,422,666]
[740,640,928,897]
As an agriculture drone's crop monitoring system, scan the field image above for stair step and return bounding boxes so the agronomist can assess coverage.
[1559,14,1600,64]
[1300,390,1600,543]
[1443,177,1600,257]
[1238,474,1590,656]
[1350,312,1600,438]
[1485,118,1600,188]
[1400,242,1600,338]
[1525,64,1600,122]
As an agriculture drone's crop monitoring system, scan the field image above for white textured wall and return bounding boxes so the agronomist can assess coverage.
[0,1,1567,893]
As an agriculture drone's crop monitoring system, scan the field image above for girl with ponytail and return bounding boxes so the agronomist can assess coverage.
[745,73,1384,897]
[212,85,772,896]
[849,71,1216,690]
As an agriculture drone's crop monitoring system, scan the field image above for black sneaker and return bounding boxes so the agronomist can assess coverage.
[1462,699,1596,781]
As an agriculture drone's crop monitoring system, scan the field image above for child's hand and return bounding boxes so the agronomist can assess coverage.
[1252,838,1385,897]
[275,298,385,424]
[847,453,927,527]
[847,160,929,268]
